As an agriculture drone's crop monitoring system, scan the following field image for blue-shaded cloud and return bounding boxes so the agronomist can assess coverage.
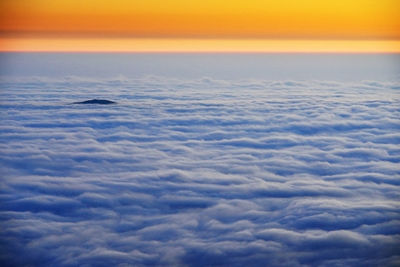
[0,76,399,266]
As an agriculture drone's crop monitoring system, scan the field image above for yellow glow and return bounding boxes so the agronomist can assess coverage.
[1,0,399,39]
[1,38,399,53]
[0,0,399,52]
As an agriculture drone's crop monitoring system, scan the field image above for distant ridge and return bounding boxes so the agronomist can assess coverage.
[73,99,116,105]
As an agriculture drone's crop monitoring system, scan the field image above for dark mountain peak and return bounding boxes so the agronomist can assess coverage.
[73,99,116,105]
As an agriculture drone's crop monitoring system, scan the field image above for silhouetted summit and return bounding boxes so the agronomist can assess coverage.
[73,99,116,105]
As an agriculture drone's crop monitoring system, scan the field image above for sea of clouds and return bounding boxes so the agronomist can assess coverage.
[0,76,399,266]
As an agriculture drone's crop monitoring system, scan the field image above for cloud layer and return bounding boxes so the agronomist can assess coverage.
[0,76,399,266]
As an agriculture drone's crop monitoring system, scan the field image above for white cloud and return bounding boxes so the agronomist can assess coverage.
[0,76,399,266]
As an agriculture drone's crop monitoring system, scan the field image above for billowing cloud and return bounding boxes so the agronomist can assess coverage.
[0,76,399,266]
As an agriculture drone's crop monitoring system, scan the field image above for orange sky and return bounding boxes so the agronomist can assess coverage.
[0,0,399,52]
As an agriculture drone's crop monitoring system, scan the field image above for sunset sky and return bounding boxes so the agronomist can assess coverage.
[1,0,399,52]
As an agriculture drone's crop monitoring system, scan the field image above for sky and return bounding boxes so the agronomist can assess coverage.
[1,53,399,81]
[0,1,399,266]
[0,0,399,52]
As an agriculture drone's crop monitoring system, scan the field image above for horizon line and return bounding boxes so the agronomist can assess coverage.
[1,38,400,54]
[2,51,400,55]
